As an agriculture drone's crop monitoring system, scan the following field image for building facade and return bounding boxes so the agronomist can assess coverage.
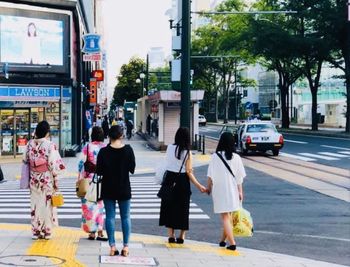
[0,0,97,157]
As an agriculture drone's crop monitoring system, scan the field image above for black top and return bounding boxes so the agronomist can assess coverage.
[96,144,135,200]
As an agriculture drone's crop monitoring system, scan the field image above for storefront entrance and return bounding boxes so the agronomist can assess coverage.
[0,109,31,156]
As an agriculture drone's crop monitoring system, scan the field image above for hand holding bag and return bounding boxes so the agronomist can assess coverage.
[85,174,102,203]
[157,151,188,201]
[52,192,64,207]
[232,205,253,237]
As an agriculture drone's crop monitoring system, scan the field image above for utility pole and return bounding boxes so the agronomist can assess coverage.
[180,0,191,129]
[145,54,149,94]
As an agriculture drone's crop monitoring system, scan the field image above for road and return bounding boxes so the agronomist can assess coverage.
[199,125,350,170]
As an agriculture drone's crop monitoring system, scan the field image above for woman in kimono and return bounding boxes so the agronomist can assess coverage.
[77,126,107,241]
[24,121,66,240]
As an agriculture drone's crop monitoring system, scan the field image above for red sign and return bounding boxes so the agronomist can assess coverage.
[83,53,102,62]
[89,79,97,105]
[91,70,104,81]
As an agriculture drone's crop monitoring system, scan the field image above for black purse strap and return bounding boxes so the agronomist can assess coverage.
[216,152,234,178]
[178,150,189,174]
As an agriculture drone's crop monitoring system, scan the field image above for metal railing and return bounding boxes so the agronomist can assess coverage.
[194,134,206,155]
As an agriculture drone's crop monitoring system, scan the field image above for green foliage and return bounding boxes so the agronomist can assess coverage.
[111,57,145,107]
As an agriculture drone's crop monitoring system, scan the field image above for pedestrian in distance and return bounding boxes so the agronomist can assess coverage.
[206,132,246,251]
[125,118,133,140]
[0,164,4,183]
[96,125,136,257]
[159,127,207,244]
[23,121,66,240]
[102,115,110,139]
[77,126,108,241]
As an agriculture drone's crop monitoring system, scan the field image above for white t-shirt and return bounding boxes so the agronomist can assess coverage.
[207,152,246,213]
[165,144,189,173]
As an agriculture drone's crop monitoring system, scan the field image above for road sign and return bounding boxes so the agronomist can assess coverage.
[82,34,101,53]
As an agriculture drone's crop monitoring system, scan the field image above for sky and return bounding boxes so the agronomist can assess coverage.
[101,0,172,99]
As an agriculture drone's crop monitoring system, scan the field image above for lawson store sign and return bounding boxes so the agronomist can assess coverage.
[0,86,71,101]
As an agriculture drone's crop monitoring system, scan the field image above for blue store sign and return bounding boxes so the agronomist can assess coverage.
[0,86,71,102]
[82,34,101,53]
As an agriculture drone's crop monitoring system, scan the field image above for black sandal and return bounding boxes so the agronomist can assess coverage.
[219,241,226,247]
[176,238,184,244]
[109,249,119,256]
[226,245,237,251]
[88,235,95,240]
[96,236,108,241]
[168,237,176,243]
[121,249,129,257]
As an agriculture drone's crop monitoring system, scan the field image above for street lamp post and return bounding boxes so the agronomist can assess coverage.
[136,73,146,97]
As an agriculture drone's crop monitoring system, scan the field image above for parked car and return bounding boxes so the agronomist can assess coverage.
[234,120,284,156]
[198,115,207,126]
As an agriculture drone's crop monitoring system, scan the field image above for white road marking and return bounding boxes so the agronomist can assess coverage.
[318,152,349,158]
[321,145,350,151]
[299,153,339,161]
[280,152,316,162]
[338,151,350,155]
[284,139,308,144]
[0,214,210,219]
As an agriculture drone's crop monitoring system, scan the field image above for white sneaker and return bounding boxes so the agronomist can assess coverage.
[44,235,52,240]
[32,235,39,240]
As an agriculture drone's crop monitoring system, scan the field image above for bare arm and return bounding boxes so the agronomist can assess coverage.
[207,177,213,195]
[237,184,243,201]
[186,152,206,193]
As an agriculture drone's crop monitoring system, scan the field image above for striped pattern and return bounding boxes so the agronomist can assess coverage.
[0,176,209,220]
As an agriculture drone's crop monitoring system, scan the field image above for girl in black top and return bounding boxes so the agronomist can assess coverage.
[96,125,135,257]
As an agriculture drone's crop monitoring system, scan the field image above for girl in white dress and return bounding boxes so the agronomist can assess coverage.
[207,132,246,251]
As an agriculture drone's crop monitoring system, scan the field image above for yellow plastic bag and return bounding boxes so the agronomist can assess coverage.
[232,207,253,237]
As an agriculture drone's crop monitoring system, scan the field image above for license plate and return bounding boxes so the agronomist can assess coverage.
[261,136,269,141]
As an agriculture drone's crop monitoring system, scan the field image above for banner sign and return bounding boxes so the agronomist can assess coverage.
[0,86,71,101]
[89,79,97,105]
[82,34,101,53]
[91,70,104,81]
[83,53,102,62]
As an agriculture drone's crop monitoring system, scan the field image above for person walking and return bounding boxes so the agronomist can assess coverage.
[125,119,133,140]
[102,115,109,139]
[96,125,135,256]
[23,121,66,240]
[77,126,107,241]
[159,127,207,244]
[206,132,246,251]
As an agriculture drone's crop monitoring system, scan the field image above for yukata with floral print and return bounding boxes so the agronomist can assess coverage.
[24,138,65,239]
[78,127,107,241]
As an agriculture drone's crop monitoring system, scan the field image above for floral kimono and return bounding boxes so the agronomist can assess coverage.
[78,141,105,233]
[24,138,66,237]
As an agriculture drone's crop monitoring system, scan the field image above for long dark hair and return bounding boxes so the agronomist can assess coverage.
[174,127,190,160]
[35,121,50,139]
[216,132,235,160]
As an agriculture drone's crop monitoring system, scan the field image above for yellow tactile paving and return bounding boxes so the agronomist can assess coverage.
[0,224,30,231]
[27,227,85,267]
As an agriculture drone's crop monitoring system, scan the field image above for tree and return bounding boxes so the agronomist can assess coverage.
[111,57,145,107]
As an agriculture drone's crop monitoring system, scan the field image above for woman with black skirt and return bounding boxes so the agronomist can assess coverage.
[159,127,206,244]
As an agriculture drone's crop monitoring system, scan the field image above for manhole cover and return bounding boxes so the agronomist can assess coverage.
[0,255,65,266]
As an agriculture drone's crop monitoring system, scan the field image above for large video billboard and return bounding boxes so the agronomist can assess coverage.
[0,7,69,74]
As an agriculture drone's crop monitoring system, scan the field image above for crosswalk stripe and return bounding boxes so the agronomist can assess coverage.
[298,153,339,161]
[320,145,350,151]
[318,152,349,158]
[0,178,209,220]
[280,152,316,162]
[338,151,350,155]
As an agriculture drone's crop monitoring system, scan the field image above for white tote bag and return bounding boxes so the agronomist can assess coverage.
[85,174,102,202]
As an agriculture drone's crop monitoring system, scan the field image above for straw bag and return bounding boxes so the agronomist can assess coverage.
[76,179,90,198]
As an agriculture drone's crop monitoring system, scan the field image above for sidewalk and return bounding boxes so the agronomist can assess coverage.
[0,223,346,267]
[0,136,348,266]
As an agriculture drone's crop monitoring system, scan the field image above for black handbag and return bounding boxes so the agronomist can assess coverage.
[157,151,189,201]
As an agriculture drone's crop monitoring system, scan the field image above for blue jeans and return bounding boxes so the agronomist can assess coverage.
[103,199,131,247]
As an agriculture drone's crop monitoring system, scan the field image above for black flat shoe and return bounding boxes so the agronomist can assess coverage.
[176,238,184,244]
[96,236,108,241]
[88,236,95,240]
[226,245,237,251]
[109,249,119,256]
[168,237,176,243]
[219,241,226,247]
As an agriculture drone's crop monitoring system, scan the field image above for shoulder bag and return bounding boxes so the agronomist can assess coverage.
[216,152,235,178]
[157,150,189,201]
[84,144,96,173]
